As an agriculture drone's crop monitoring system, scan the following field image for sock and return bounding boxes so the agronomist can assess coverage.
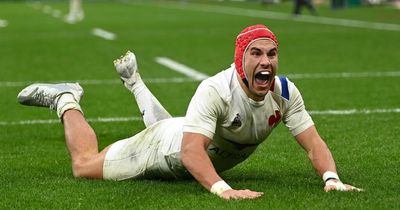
[130,73,171,127]
[70,0,80,14]
[56,93,83,118]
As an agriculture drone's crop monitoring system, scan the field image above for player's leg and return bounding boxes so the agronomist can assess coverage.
[114,51,172,127]
[305,0,317,15]
[65,0,84,24]
[102,118,184,181]
[73,0,84,20]
[293,0,302,15]
[62,109,109,178]
[17,83,105,178]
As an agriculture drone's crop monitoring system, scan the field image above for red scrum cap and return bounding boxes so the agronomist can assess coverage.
[234,24,278,84]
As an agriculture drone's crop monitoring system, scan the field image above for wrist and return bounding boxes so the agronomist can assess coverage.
[322,171,340,183]
[210,180,232,196]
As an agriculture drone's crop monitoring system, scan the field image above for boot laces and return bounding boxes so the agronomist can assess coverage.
[33,90,57,110]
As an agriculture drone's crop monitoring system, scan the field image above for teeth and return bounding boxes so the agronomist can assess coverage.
[260,71,271,75]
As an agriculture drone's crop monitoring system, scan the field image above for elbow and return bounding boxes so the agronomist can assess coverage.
[181,146,192,168]
[180,132,210,169]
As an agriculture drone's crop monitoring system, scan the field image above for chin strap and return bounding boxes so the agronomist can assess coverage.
[242,78,249,88]
[241,66,250,88]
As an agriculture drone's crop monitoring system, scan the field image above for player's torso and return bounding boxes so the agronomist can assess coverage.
[207,69,287,172]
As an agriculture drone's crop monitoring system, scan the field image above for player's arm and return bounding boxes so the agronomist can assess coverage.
[295,126,363,192]
[181,132,263,200]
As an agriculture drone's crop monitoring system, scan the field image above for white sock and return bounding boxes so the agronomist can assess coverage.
[56,93,83,118]
[131,74,171,127]
[70,0,80,14]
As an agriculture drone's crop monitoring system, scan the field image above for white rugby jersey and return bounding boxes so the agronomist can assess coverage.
[182,64,314,172]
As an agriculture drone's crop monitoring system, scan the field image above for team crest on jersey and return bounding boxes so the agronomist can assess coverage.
[231,113,242,127]
[268,110,281,128]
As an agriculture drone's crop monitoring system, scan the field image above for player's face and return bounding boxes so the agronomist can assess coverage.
[243,39,278,101]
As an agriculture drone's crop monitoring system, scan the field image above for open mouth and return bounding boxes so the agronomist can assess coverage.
[255,71,271,85]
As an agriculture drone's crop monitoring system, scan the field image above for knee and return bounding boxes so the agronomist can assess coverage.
[71,160,89,178]
[71,158,102,179]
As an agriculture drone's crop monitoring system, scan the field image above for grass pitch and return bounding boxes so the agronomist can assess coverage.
[1,0,399,209]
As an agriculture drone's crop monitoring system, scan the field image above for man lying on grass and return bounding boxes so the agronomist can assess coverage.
[17,24,362,200]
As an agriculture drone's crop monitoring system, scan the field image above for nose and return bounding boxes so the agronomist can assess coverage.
[260,54,271,68]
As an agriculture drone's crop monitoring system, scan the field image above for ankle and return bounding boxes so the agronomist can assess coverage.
[128,73,144,92]
[56,93,83,118]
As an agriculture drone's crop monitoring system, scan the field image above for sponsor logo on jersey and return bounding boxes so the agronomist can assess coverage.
[231,113,242,127]
[208,147,248,160]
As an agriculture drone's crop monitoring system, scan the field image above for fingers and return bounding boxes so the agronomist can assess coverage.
[325,180,347,191]
[324,185,337,192]
[221,189,264,200]
[344,184,364,192]
[324,182,364,192]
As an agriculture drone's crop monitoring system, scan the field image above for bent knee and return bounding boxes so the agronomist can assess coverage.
[71,158,104,179]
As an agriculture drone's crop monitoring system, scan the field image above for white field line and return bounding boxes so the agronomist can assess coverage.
[27,2,117,40]
[0,19,8,28]
[152,2,400,32]
[1,108,399,126]
[42,5,53,14]
[2,71,399,88]
[155,57,209,80]
[286,71,400,79]
[27,2,64,20]
[30,1,43,10]
[52,9,62,18]
[0,77,198,88]
[308,108,400,115]
[92,28,116,40]
[0,117,143,126]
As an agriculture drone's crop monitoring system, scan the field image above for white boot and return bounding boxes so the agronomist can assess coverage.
[17,83,84,118]
[113,51,139,91]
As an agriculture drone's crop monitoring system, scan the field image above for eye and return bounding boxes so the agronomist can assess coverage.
[251,50,262,56]
[267,50,277,58]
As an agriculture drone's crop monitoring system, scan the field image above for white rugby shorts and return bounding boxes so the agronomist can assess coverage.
[102,118,186,180]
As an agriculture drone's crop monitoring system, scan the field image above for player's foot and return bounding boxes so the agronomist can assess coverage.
[64,11,84,24]
[75,11,84,21]
[17,83,84,118]
[113,51,139,90]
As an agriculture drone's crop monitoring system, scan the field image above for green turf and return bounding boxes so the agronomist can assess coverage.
[1,0,399,209]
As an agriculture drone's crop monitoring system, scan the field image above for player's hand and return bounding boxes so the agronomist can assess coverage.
[219,189,264,200]
[324,179,364,192]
